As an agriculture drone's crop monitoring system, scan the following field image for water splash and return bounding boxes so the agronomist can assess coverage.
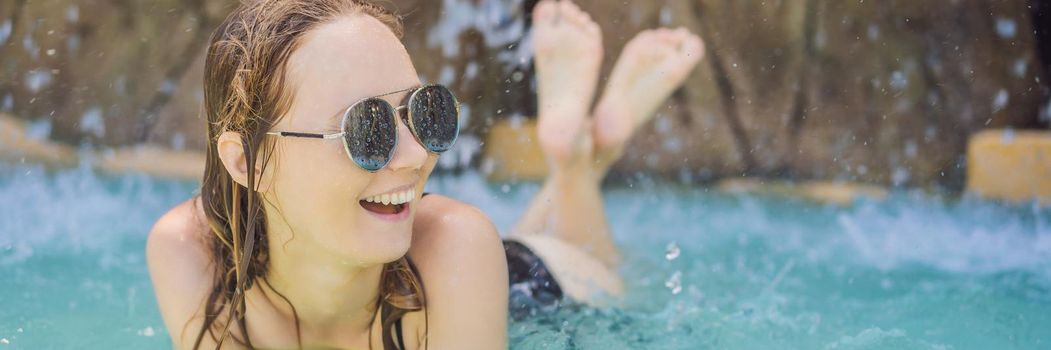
[836,197,1051,275]
[0,165,195,265]
[2,167,1050,348]
[427,0,529,70]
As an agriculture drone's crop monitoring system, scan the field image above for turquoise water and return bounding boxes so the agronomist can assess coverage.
[2,164,1050,349]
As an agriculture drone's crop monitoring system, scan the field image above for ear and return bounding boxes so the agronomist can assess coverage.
[217,131,251,188]
[218,131,276,192]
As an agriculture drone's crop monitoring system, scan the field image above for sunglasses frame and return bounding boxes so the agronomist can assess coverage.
[266,84,461,172]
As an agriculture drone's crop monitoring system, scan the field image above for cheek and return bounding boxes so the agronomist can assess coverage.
[268,142,372,218]
[422,153,439,177]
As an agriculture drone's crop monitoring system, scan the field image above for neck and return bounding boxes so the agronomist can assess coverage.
[258,226,386,340]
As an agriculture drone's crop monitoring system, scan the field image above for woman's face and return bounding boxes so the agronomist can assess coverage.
[261,14,436,265]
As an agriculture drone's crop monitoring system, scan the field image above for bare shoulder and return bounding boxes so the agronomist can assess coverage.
[409,193,505,266]
[146,196,220,349]
[406,194,508,349]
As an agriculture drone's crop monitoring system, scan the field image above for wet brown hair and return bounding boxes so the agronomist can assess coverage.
[193,0,424,349]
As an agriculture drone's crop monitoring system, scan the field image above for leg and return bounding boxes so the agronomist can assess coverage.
[512,19,705,265]
[509,2,706,306]
[509,0,620,268]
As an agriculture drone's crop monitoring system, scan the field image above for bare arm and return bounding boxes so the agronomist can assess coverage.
[410,194,509,349]
[147,199,239,349]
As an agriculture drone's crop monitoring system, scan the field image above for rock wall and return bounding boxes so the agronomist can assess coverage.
[574,0,1048,187]
[1,0,1047,188]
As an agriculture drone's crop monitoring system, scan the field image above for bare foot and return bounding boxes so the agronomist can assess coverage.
[592,28,704,169]
[532,0,603,168]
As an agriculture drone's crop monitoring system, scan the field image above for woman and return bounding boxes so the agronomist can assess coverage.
[146,0,703,348]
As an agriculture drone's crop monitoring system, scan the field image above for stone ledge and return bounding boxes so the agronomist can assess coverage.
[717,178,888,206]
[966,129,1051,204]
[482,118,548,182]
[0,114,78,168]
[0,113,205,181]
[94,146,205,181]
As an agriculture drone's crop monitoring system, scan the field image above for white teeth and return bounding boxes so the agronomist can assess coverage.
[362,189,414,205]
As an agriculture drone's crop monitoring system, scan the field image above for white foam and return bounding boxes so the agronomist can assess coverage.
[835,195,1051,275]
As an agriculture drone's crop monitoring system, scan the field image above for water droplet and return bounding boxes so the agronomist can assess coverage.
[138,326,155,337]
[1013,58,1028,78]
[891,167,910,186]
[2,94,12,111]
[996,18,1017,39]
[903,140,917,158]
[659,6,673,25]
[992,88,1009,112]
[665,242,680,261]
[80,107,105,138]
[665,271,682,294]
[46,49,56,56]
[66,5,79,22]
[24,69,53,93]
[1001,128,1016,143]
[0,21,11,44]
[889,71,907,90]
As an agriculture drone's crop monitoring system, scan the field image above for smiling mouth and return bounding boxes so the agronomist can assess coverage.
[357,187,414,214]
[359,200,407,215]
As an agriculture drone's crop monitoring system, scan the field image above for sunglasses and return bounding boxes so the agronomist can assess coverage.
[266,84,460,172]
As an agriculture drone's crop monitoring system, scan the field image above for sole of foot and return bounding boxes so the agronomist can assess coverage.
[592,27,705,167]
[532,0,604,168]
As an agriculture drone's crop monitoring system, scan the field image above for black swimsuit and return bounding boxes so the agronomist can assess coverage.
[390,193,564,349]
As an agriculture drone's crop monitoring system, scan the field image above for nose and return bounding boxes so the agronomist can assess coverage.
[385,115,428,171]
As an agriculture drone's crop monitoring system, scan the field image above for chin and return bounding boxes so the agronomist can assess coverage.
[346,219,415,264]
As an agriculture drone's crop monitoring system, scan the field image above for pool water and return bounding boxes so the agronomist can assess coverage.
[2,164,1050,349]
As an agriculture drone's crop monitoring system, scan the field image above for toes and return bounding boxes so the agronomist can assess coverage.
[534,0,558,23]
[551,0,601,40]
[680,34,705,62]
[561,1,591,27]
[665,28,704,62]
[654,29,681,47]
[626,30,658,50]
[586,20,601,36]
[651,28,704,62]
[559,0,583,18]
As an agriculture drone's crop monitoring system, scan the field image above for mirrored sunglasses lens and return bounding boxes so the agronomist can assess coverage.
[345,98,397,171]
[409,85,459,153]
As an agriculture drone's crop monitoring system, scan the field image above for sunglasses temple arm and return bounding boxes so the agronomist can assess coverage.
[267,131,345,139]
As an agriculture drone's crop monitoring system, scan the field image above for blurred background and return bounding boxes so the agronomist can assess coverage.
[2,0,1051,349]
[2,0,1048,189]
